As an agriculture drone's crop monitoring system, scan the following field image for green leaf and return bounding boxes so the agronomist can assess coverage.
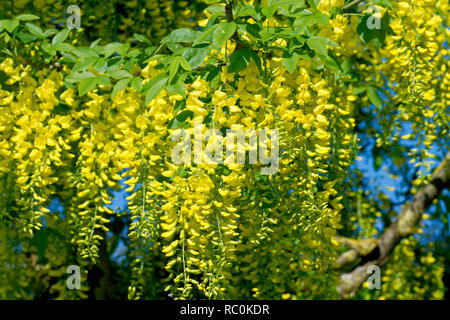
[167,79,186,97]
[179,167,188,178]
[127,49,142,58]
[65,71,96,83]
[165,28,198,43]
[16,32,38,43]
[72,47,99,58]
[372,147,383,171]
[293,13,312,30]
[60,52,77,64]
[1,19,19,33]
[341,58,352,75]
[54,103,72,115]
[145,46,156,56]
[167,42,183,53]
[54,42,74,52]
[145,75,168,105]
[111,78,131,98]
[282,53,300,73]
[270,0,306,7]
[293,12,328,33]
[278,1,308,16]
[306,37,327,56]
[371,0,393,8]
[72,57,97,73]
[33,229,48,262]
[52,28,69,47]
[205,13,223,30]
[107,69,133,80]
[168,57,180,83]
[228,49,254,73]
[41,42,57,57]
[173,99,186,114]
[89,38,102,49]
[123,59,135,72]
[202,65,221,86]
[307,0,319,12]
[319,54,340,71]
[249,50,262,73]
[193,24,218,46]
[182,45,210,69]
[25,23,44,38]
[206,4,228,15]
[311,12,329,26]
[43,29,57,38]
[103,42,125,58]
[213,21,236,49]
[179,56,192,71]
[245,23,262,39]
[290,36,307,49]
[78,77,97,96]
[93,57,108,72]
[262,5,277,18]
[130,77,143,92]
[168,110,192,129]
[367,86,382,107]
[235,4,257,17]
[353,85,367,95]
[260,27,276,41]
[15,14,40,21]
[96,75,111,87]
[133,33,151,45]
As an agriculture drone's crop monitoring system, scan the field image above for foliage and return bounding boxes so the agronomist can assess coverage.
[0,0,448,300]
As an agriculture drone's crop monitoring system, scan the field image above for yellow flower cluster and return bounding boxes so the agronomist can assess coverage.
[0,0,203,44]
[0,0,362,300]
[120,26,357,297]
[369,237,444,300]
[0,0,447,300]
[368,0,449,184]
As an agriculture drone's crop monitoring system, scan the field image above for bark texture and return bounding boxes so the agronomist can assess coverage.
[336,154,450,298]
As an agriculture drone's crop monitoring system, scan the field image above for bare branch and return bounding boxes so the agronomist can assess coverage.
[337,153,450,298]
[333,237,377,269]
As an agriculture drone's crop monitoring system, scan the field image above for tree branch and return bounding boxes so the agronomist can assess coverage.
[334,236,377,269]
[225,2,245,51]
[336,153,450,298]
